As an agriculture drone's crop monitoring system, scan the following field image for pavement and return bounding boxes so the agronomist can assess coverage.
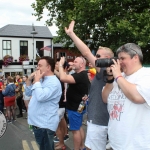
[2,109,112,150]
[16,111,84,150]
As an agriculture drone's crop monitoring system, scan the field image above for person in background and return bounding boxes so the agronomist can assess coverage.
[54,60,69,150]
[14,74,22,110]
[22,75,30,112]
[25,56,62,150]
[15,74,22,87]
[2,76,16,123]
[0,76,4,113]
[16,82,23,118]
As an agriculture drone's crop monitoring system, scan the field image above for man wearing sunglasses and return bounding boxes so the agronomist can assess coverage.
[65,21,114,150]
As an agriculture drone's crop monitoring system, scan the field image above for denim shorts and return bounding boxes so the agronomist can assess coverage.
[67,109,85,130]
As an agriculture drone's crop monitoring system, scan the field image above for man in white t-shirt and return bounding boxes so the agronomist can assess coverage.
[102,43,150,150]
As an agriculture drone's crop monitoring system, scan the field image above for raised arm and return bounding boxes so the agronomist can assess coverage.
[54,69,60,78]
[59,57,75,83]
[65,21,96,68]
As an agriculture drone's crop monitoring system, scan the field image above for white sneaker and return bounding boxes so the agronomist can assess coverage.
[106,142,111,149]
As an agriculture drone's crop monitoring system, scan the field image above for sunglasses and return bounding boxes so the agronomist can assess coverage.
[95,54,101,58]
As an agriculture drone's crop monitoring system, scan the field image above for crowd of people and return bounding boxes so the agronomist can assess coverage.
[0,20,150,150]
[63,21,150,150]
[0,74,30,123]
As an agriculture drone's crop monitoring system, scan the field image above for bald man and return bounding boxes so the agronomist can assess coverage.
[56,56,90,150]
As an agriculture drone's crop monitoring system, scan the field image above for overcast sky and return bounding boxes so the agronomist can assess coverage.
[0,0,58,35]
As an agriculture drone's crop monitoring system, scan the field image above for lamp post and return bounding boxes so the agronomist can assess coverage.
[31,24,38,72]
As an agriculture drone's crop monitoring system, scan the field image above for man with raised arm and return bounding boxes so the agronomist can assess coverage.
[65,21,114,150]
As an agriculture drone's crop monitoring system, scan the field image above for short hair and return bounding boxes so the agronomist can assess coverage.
[23,75,28,78]
[98,46,114,57]
[16,74,20,76]
[7,76,14,83]
[116,43,143,64]
[40,56,55,72]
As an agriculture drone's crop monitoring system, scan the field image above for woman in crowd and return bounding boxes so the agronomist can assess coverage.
[2,76,16,123]
[16,82,23,118]
[22,75,30,111]
[0,76,4,113]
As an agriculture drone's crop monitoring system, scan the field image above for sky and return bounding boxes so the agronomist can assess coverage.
[0,0,58,35]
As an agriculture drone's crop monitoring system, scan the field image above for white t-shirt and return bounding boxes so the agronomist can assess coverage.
[107,67,150,150]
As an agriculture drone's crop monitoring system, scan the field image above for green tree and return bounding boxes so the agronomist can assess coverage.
[32,0,150,63]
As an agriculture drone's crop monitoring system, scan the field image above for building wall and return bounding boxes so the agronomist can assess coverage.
[0,37,52,61]
[54,47,81,62]
[0,36,53,76]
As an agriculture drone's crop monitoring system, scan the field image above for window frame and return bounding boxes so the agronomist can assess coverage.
[20,40,28,55]
[2,40,11,57]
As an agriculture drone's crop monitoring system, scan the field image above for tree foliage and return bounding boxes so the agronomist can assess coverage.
[32,0,150,63]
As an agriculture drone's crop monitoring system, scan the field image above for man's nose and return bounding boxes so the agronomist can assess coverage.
[119,59,122,63]
[36,66,39,70]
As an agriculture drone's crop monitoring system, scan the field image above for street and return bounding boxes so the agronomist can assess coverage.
[0,117,39,150]
[0,111,72,150]
[0,112,112,150]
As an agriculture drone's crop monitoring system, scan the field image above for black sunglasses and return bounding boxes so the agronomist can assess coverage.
[95,54,101,58]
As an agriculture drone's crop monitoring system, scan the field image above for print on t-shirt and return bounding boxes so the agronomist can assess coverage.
[108,88,126,121]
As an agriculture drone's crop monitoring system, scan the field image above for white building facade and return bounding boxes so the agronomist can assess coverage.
[0,24,53,77]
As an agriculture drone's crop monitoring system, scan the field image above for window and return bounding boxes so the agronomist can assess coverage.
[2,40,11,56]
[36,41,44,57]
[20,41,28,55]
[60,52,66,57]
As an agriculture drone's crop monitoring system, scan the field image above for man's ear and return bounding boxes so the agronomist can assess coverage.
[48,65,51,71]
[134,54,139,62]
[80,64,83,68]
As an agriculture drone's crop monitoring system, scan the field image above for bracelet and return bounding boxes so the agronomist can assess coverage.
[59,65,63,67]
[115,75,123,82]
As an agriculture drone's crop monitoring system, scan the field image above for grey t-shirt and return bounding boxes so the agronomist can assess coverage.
[87,68,109,126]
